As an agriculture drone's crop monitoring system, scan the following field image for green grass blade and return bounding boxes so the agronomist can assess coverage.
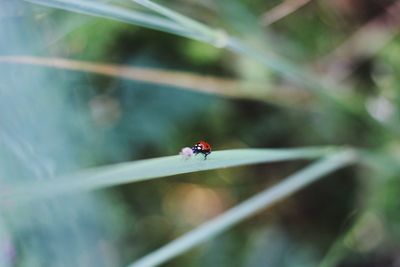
[25,0,364,117]
[131,0,363,116]
[132,0,226,46]
[2,147,336,203]
[127,149,358,267]
[131,0,317,86]
[24,0,317,89]
[24,0,198,39]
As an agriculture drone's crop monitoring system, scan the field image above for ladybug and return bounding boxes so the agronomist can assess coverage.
[191,140,212,159]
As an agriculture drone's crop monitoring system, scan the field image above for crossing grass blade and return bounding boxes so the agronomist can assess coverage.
[127,149,358,267]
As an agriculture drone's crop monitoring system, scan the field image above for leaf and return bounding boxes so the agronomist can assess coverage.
[127,149,357,267]
[2,147,335,203]
[24,0,196,39]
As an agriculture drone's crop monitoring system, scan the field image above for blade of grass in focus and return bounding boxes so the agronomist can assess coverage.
[127,149,358,267]
[1,147,337,204]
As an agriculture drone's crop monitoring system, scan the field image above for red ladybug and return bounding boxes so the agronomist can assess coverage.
[191,140,212,159]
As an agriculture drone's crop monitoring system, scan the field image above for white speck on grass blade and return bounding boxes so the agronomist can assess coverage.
[127,149,358,267]
[2,147,335,203]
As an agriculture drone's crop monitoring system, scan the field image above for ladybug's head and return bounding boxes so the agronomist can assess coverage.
[191,142,203,153]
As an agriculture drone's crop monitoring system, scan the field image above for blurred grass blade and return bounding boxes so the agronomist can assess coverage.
[24,0,200,39]
[132,0,226,46]
[130,0,362,116]
[25,0,361,116]
[0,55,312,106]
[2,147,336,203]
[315,0,400,83]
[127,149,358,267]
[130,0,315,85]
[25,0,328,92]
[132,0,312,80]
[261,0,311,26]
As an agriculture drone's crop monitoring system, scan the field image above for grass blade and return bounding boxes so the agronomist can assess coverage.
[24,0,325,91]
[24,0,364,117]
[2,147,336,203]
[127,149,358,267]
[132,0,226,46]
[261,0,311,26]
[24,0,198,39]
[0,55,312,106]
[130,0,365,116]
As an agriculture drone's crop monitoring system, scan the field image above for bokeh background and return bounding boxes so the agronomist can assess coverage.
[1,0,400,266]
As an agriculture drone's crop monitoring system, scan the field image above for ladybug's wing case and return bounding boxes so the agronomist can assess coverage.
[199,141,211,152]
[205,143,211,151]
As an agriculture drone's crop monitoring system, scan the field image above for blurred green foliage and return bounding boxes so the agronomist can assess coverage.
[1,0,400,266]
